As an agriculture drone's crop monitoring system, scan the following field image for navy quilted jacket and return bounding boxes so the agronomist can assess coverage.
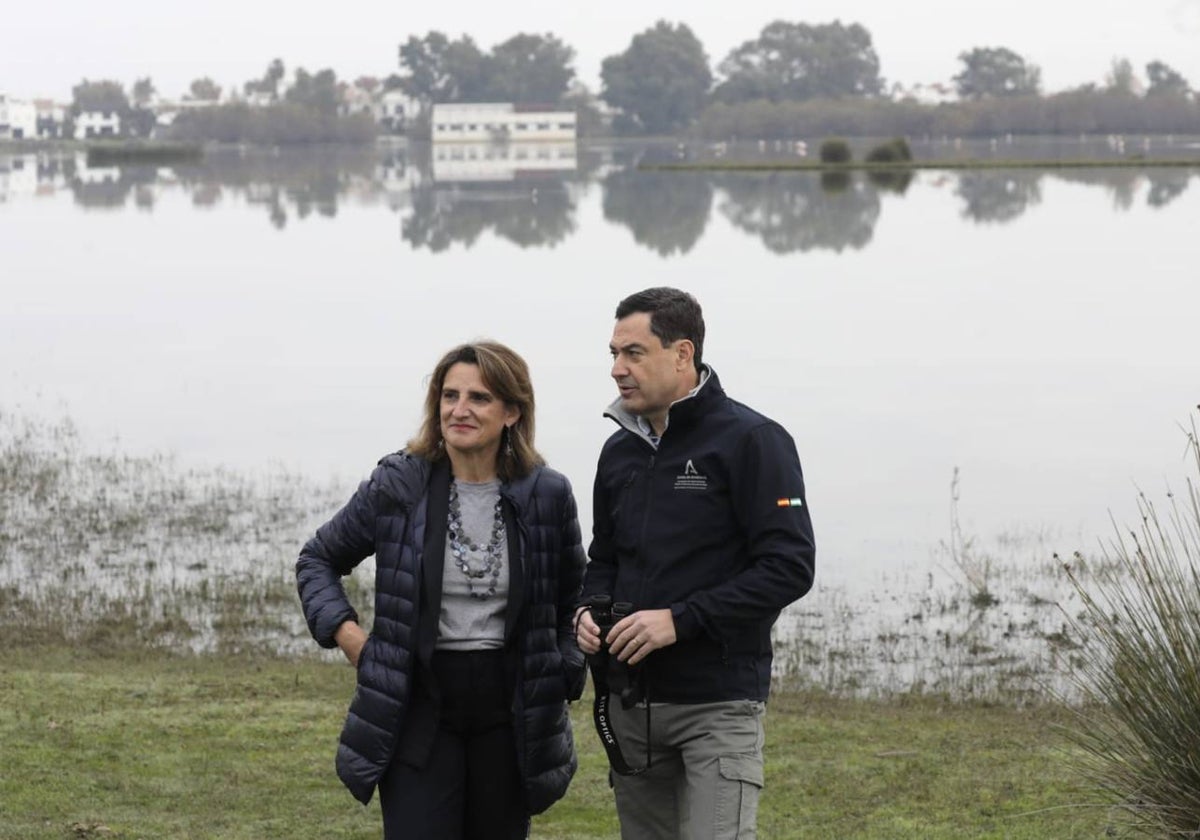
[296,451,586,811]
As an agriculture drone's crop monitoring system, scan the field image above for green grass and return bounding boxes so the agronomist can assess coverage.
[0,645,1122,839]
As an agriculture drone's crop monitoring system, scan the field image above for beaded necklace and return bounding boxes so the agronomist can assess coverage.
[447,480,505,599]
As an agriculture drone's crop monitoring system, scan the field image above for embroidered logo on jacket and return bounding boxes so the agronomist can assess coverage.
[674,459,708,491]
[776,497,804,508]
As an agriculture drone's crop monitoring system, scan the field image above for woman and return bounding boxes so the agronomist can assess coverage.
[296,341,586,839]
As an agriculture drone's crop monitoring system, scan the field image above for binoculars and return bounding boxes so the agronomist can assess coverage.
[587,594,632,644]
[586,594,643,709]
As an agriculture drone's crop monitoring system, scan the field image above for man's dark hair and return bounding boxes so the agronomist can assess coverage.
[615,287,705,373]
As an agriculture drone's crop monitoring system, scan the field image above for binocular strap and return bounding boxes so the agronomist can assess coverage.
[589,658,651,776]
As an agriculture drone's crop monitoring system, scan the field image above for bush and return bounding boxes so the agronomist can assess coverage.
[1063,418,1200,835]
[865,137,913,163]
[819,138,852,164]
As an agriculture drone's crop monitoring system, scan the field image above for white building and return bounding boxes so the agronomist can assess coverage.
[0,95,38,140]
[35,100,71,138]
[376,89,418,134]
[431,103,576,143]
[76,110,122,138]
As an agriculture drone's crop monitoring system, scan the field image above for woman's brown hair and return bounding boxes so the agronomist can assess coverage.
[407,341,545,482]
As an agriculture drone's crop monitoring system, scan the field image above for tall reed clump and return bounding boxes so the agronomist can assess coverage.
[1063,417,1200,835]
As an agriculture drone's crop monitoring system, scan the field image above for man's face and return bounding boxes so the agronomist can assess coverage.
[609,312,691,426]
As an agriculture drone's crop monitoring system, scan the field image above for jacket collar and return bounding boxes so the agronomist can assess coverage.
[603,365,721,445]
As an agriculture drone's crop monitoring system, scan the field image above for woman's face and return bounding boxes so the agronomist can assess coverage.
[439,362,519,461]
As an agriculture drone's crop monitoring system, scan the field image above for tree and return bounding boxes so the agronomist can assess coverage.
[1105,57,1141,95]
[953,47,1041,99]
[714,20,884,103]
[244,58,286,101]
[397,31,489,103]
[189,77,222,101]
[131,77,156,107]
[485,33,575,103]
[71,79,130,115]
[601,21,712,135]
[285,68,341,116]
[1146,60,1191,97]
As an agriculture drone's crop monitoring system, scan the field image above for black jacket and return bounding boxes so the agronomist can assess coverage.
[583,368,815,703]
[296,452,586,812]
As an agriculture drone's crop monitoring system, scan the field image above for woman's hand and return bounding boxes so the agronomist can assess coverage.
[335,620,369,667]
[575,606,601,655]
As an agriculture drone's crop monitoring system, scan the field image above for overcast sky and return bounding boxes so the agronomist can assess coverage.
[5,0,1200,102]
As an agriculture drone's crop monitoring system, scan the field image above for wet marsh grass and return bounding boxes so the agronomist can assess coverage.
[0,408,349,656]
[2,405,1094,700]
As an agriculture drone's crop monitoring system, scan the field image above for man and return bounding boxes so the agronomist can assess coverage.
[577,286,815,840]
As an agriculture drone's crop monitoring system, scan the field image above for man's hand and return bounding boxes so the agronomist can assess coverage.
[334,620,368,667]
[607,609,676,666]
[575,606,601,655]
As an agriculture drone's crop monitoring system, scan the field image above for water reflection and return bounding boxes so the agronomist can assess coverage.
[717,171,880,253]
[602,169,712,256]
[2,143,1197,253]
[1146,169,1191,208]
[955,171,1043,224]
[401,180,578,251]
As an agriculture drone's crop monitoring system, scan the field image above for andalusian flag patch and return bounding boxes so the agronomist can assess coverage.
[776,498,804,508]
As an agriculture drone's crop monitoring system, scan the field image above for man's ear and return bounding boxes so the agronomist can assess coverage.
[675,339,695,371]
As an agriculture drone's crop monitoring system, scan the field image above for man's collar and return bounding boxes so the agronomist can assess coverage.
[607,366,713,447]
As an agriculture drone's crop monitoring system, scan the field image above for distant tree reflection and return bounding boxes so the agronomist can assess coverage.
[401,180,576,251]
[717,172,880,253]
[34,145,1190,257]
[69,165,156,209]
[955,171,1042,224]
[866,167,915,194]
[1145,170,1191,209]
[601,170,713,256]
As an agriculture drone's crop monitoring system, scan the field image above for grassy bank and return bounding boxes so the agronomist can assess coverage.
[0,646,1118,839]
[643,157,1200,172]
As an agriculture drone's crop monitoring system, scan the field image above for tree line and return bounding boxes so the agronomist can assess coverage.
[66,61,376,144]
[391,22,1198,138]
[65,18,1199,143]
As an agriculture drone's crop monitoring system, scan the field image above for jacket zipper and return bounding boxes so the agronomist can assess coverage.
[635,452,656,610]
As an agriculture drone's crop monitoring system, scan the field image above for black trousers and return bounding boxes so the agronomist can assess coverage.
[378,649,528,840]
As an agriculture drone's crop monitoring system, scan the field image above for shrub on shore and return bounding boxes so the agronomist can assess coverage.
[819,138,852,164]
[1063,418,1200,834]
[865,137,913,163]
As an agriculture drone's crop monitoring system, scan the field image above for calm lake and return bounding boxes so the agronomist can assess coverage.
[3,138,1198,699]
